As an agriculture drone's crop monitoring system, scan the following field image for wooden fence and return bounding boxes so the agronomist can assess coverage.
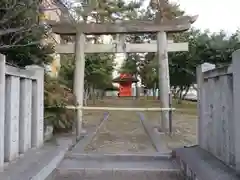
[0,54,44,169]
[197,49,240,173]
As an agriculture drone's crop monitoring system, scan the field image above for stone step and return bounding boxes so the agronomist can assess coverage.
[0,136,74,180]
[51,153,183,180]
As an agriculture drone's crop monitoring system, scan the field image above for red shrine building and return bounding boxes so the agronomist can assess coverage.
[112,73,138,97]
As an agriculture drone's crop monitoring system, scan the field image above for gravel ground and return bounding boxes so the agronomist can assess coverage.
[81,98,197,153]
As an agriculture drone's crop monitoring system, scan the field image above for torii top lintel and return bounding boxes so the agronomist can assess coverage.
[47,15,198,35]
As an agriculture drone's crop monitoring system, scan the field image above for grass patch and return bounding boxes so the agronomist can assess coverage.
[87,97,198,115]
[132,97,197,116]
[172,99,197,116]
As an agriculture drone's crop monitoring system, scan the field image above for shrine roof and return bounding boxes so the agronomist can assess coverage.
[112,76,138,83]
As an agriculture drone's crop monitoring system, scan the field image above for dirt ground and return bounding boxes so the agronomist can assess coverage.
[82,97,197,153]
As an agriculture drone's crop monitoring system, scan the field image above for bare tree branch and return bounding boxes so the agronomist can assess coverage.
[0,27,27,36]
[0,41,40,49]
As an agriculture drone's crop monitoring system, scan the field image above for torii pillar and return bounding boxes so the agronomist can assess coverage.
[74,33,85,138]
[48,16,197,137]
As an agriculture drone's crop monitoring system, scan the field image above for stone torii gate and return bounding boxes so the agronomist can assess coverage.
[48,14,197,139]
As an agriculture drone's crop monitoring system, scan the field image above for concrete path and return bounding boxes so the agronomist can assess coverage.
[78,111,156,153]
[47,112,182,180]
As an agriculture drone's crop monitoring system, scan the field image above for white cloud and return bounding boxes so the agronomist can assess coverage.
[171,0,240,33]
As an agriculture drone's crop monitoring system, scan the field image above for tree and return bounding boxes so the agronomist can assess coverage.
[139,53,158,96]
[169,29,240,103]
[129,1,240,103]
[121,1,183,98]
[58,0,145,103]
[0,0,54,66]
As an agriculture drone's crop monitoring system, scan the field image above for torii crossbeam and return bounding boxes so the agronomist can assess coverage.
[47,17,194,35]
[47,13,197,139]
[55,41,188,53]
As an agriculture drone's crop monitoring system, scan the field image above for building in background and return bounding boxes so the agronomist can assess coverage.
[39,0,70,77]
[112,73,138,97]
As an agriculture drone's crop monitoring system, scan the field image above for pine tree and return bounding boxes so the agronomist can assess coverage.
[60,0,145,93]
[0,0,54,66]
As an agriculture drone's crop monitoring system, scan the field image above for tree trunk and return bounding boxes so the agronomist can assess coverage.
[152,88,155,99]
[96,89,100,100]
[182,86,190,100]
[135,82,139,99]
[177,86,189,104]
[84,85,89,106]
[100,90,105,99]
[177,87,183,104]
[172,86,178,99]
[91,87,96,105]
[153,82,157,100]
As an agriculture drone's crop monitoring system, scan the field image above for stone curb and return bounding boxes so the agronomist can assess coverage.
[173,146,240,180]
[71,112,109,154]
[34,137,76,180]
[32,145,71,180]
[137,112,171,153]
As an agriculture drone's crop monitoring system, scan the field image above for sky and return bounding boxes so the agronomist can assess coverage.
[113,0,240,80]
[73,0,240,34]
[170,0,240,34]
